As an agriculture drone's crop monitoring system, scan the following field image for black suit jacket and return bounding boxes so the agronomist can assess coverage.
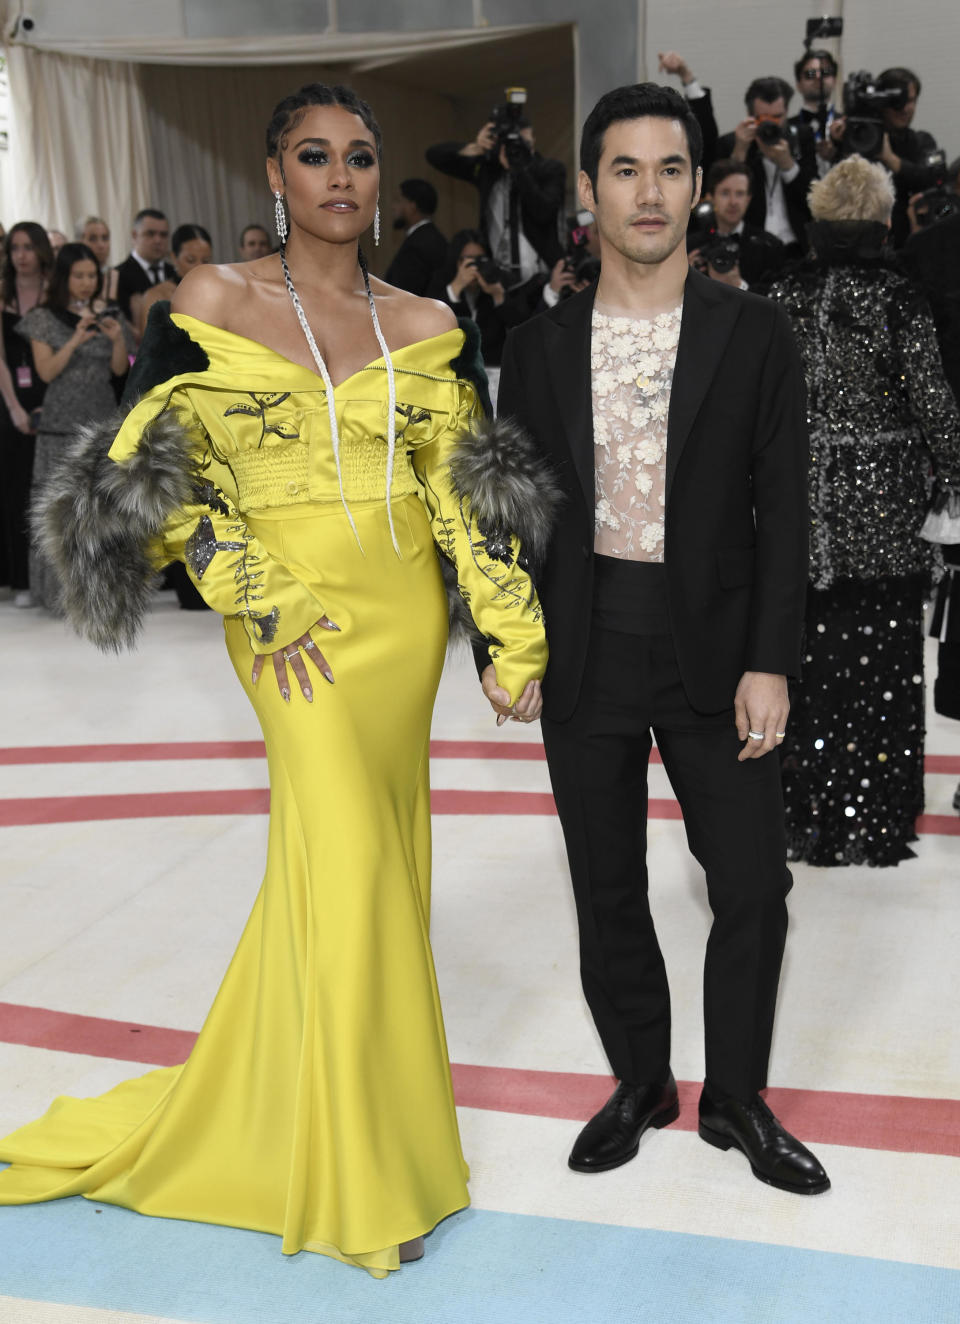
[713,133,817,248]
[383,221,447,297]
[492,270,809,721]
[114,254,177,321]
[425,142,565,269]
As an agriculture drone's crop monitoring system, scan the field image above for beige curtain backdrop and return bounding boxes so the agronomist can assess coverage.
[2,26,575,277]
[3,43,152,251]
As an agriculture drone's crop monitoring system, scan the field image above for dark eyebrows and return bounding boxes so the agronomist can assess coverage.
[291,136,375,151]
[608,152,689,169]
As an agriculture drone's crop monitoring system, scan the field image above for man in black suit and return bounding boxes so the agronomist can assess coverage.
[383,179,447,297]
[426,119,565,286]
[690,159,785,290]
[715,77,817,254]
[480,83,829,1194]
[113,209,176,321]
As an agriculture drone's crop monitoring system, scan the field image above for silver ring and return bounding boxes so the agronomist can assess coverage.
[283,649,300,662]
[302,640,316,651]
[748,731,764,740]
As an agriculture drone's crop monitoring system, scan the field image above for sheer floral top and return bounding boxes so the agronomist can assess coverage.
[591,303,683,562]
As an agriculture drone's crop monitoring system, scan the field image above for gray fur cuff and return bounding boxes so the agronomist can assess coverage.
[444,415,562,644]
[32,408,196,651]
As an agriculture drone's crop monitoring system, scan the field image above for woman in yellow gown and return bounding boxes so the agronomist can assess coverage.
[0,85,553,1278]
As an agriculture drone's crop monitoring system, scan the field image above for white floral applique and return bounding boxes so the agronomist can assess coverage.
[591,303,682,562]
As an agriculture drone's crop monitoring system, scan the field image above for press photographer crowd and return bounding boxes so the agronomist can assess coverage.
[1,28,958,865]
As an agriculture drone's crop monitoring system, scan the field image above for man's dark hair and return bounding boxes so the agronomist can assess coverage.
[266,83,382,164]
[171,223,212,255]
[239,223,269,244]
[878,66,921,97]
[744,77,793,114]
[794,49,838,82]
[44,242,103,311]
[705,159,753,195]
[399,178,438,216]
[580,83,703,194]
[133,208,167,228]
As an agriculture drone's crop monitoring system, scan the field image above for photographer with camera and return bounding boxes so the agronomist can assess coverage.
[790,49,839,174]
[687,161,786,290]
[427,229,529,367]
[425,92,566,290]
[832,67,941,246]
[717,76,818,254]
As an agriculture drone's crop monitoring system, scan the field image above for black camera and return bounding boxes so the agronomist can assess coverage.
[560,216,601,295]
[840,70,909,159]
[467,256,508,287]
[490,87,532,170]
[912,150,960,228]
[687,203,741,274]
[754,117,800,158]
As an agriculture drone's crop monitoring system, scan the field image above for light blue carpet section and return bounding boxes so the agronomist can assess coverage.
[1,1195,959,1324]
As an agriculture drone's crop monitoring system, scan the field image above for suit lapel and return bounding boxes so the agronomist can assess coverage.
[541,284,596,514]
[666,269,743,504]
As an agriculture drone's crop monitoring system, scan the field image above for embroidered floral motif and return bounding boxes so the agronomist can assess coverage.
[592,305,681,562]
[223,393,300,446]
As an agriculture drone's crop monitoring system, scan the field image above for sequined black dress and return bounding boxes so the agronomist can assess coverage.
[768,222,960,865]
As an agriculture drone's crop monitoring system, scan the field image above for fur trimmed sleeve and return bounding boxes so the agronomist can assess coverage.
[34,388,328,654]
[411,379,561,705]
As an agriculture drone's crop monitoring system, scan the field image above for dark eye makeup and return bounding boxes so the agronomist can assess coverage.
[297,148,376,168]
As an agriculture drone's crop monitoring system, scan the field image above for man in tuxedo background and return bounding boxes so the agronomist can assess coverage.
[114,209,176,321]
[482,83,829,1194]
[383,179,447,297]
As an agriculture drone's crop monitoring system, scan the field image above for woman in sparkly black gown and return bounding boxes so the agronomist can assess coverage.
[768,156,960,865]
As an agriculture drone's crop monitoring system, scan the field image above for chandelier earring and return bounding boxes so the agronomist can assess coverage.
[373,202,381,247]
[274,190,288,244]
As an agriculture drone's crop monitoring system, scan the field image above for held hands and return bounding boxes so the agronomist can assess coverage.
[251,616,339,703]
[734,671,789,761]
[481,663,543,727]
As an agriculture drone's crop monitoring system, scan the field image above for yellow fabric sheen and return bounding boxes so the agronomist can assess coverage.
[0,320,548,1277]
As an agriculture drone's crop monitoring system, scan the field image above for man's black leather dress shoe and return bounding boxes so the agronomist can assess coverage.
[698,1088,831,1194]
[568,1072,679,1173]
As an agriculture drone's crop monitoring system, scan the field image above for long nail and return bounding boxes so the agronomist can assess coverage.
[281,688,290,702]
[324,672,335,685]
[323,620,340,631]
[251,669,258,685]
[496,714,506,726]
[303,687,312,702]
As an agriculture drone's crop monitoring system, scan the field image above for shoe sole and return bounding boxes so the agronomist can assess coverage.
[697,1121,831,1194]
[568,1097,680,1173]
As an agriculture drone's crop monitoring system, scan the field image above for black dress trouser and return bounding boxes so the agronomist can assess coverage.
[541,558,793,1100]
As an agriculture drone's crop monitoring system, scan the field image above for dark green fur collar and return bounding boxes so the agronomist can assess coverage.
[121,301,209,408]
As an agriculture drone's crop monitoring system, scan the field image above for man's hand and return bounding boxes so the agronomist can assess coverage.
[481,663,543,727]
[732,118,757,162]
[548,257,577,296]
[461,122,496,157]
[906,191,925,234]
[879,133,902,174]
[757,136,794,172]
[658,51,693,84]
[734,671,789,761]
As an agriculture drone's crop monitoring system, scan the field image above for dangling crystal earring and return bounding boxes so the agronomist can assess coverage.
[274,191,288,244]
[373,202,381,247]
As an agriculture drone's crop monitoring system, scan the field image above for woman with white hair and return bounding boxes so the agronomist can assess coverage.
[768,155,960,866]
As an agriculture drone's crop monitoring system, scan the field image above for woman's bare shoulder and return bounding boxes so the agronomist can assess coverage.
[373,279,457,343]
[171,259,277,324]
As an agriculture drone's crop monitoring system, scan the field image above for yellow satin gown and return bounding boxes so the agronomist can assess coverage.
[0,316,547,1277]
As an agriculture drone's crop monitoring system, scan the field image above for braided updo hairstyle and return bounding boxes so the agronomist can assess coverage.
[265,83,383,168]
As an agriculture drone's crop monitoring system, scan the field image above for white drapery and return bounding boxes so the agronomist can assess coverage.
[3,43,152,252]
[0,23,565,273]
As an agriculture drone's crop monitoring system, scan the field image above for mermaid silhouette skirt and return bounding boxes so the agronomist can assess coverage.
[0,494,470,1277]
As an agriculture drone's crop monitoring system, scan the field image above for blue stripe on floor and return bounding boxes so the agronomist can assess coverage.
[1,1195,958,1324]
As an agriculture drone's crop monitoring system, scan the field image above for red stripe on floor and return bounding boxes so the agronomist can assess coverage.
[6,790,958,832]
[7,739,959,775]
[1,1001,957,1157]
